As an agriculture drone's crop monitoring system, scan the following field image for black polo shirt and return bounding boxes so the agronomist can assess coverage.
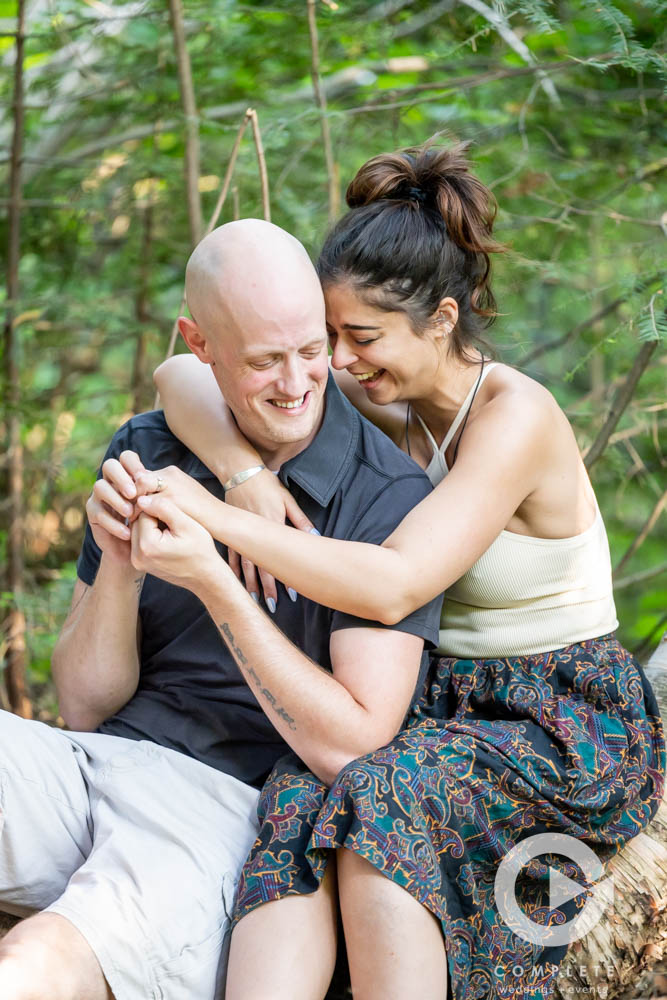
[76,374,443,788]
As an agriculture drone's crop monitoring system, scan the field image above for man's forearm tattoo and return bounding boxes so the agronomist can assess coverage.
[219,622,297,731]
[135,575,145,600]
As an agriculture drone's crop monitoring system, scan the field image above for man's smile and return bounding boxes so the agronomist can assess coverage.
[267,391,310,413]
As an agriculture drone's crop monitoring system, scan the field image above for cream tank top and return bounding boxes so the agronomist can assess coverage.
[414,364,619,658]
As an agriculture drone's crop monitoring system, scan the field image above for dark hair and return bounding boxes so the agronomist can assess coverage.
[317,138,505,359]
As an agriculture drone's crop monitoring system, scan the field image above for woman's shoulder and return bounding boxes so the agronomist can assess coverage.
[451,362,576,495]
[475,362,565,437]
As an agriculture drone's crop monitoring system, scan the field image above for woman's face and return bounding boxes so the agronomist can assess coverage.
[324,282,450,404]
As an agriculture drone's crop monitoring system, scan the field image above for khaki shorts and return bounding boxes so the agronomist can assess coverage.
[0,710,260,1000]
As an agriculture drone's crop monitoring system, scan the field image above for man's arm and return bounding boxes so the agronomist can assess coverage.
[52,565,143,732]
[51,450,147,731]
[131,498,424,785]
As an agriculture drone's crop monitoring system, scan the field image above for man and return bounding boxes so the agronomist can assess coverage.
[0,220,442,1000]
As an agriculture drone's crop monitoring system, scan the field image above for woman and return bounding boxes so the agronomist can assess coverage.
[150,141,665,1000]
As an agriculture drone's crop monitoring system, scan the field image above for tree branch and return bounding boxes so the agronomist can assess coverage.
[158,111,254,384]
[248,108,270,222]
[613,562,667,592]
[584,339,659,470]
[306,0,338,223]
[614,488,667,576]
[523,297,625,366]
[457,0,560,106]
[168,0,202,247]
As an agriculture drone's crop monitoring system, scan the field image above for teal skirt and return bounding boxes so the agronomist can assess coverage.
[233,634,665,999]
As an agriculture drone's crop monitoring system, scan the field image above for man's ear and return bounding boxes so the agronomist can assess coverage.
[178,316,215,366]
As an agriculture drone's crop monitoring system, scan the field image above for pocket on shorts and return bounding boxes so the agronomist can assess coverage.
[95,741,162,783]
[151,921,227,999]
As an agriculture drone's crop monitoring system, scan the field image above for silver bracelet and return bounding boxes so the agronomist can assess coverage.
[222,464,266,493]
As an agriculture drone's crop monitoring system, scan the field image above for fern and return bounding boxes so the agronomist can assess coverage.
[582,0,636,50]
[638,292,667,342]
[504,0,562,32]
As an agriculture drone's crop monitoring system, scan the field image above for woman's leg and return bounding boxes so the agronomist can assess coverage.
[225,861,338,1000]
[337,849,448,1000]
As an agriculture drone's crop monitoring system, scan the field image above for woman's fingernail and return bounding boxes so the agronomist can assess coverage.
[288,587,297,602]
[310,528,320,535]
[250,592,259,603]
[125,484,136,499]
[266,597,276,614]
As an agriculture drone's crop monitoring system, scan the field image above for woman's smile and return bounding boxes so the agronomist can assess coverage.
[350,368,386,388]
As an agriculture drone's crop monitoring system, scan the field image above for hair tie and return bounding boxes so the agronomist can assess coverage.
[389,183,428,205]
[406,186,427,204]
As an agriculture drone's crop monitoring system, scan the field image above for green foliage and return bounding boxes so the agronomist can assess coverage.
[0,0,665,700]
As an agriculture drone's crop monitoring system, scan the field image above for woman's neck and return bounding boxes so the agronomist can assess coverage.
[409,350,487,445]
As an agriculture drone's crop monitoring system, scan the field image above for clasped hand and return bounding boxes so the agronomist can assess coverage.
[86,450,225,590]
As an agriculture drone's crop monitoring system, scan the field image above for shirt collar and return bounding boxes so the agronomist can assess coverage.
[279,371,359,506]
[179,372,359,504]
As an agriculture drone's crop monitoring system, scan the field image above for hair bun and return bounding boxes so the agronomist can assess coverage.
[346,151,421,208]
[345,137,501,258]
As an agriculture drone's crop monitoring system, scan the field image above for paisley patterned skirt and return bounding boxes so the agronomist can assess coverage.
[232,634,665,999]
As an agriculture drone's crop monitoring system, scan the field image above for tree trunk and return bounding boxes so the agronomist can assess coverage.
[2,0,31,719]
[168,0,202,247]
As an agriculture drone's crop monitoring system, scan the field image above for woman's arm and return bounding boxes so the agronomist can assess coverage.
[155,354,261,482]
[155,354,314,602]
[137,391,547,622]
[156,354,408,461]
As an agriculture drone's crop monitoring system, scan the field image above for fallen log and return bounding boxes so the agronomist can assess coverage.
[554,633,667,1000]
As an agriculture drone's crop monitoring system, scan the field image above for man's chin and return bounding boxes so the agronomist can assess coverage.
[261,418,318,445]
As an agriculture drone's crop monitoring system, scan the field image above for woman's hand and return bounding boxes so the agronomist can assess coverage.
[133,465,217,530]
[133,464,315,610]
[223,468,315,610]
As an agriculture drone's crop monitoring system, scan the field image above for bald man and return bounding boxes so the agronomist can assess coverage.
[0,222,442,1000]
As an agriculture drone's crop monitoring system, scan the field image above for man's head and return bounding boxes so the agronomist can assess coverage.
[178,220,329,465]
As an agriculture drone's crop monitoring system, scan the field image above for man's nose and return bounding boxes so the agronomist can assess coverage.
[274,359,309,398]
[330,337,359,371]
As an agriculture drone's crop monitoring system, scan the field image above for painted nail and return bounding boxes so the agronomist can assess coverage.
[288,587,297,602]
[310,528,321,535]
[250,592,259,603]
[266,597,276,614]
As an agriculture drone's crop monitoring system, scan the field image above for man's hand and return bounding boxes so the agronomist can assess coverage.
[86,450,147,566]
[131,495,229,594]
[135,464,312,610]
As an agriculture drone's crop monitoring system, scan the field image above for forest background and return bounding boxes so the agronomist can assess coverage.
[1,0,665,721]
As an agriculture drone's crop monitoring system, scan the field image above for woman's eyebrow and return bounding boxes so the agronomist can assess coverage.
[342,323,382,330]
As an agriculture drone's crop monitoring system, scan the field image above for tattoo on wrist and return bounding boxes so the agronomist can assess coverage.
[135,575,146,600]
[219,622,297,731]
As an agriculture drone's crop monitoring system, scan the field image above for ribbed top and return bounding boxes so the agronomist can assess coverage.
[437,506,619,657]
[416,368,618,658]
